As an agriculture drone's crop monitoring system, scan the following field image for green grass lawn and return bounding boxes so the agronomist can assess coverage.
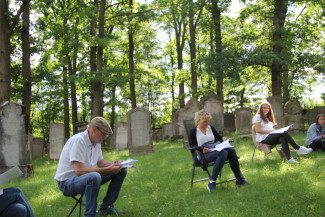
[2,134,325,217]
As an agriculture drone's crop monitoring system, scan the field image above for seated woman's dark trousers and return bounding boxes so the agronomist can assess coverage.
[261,131,300,160]
[203,146,242,181]
[308,138,325,151]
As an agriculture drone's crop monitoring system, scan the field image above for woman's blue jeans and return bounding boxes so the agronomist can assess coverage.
[0,187,35,217]
[203,147,243,181]
[58,169,127,217]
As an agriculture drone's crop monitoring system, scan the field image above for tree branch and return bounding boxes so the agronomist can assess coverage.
[9,0,30,35]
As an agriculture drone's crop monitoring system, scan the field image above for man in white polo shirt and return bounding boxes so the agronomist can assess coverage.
[54,117,127,217]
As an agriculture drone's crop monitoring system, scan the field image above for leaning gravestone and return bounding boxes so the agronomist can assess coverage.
[127,107,154,155]
[49,123,65,160]
[283,99,304,134]
[114,122,128,150]
[201,92,223,133]
[235,107,252,134]
[0,102,32,177]
[31,138,44,159]
[267,96,283,128]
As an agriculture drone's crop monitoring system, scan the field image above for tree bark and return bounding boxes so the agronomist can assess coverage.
[22,3,31,133]
[129,0,137,108]
[90,0,99,117]
[173,10,186,108]
[0,0,11,103]
[63,66,70,140]
[211,0,223,103]
[189,0,197,99]
[271,0,288,98]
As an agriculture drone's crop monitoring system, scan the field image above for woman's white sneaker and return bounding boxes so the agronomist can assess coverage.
[287,157,299,163]
[297,146,313,155]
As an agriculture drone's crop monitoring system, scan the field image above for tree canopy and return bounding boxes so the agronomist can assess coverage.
[1,0,324,141]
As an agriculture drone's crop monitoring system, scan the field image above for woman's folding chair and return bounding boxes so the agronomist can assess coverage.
[183,120,237,187]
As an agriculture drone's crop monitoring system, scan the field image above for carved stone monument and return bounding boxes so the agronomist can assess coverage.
[31,138,44,159]
[49,123,65,160]
[305,106,325,125]
[171,109,186,136]
[161,123,174,140]
[201,92,223,133]
[127,107,154,155]
[283,100,305,134]
[0,102,32,177]
[224,113,235,133]
[267,96,283,128]
[114,122,128,150]
[235,107,252,134]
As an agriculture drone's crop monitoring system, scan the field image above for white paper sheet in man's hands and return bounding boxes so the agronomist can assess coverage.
[120,159,138,168]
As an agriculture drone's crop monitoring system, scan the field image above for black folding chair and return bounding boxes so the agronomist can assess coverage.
[67,193,85,217]
[183,120,237,187]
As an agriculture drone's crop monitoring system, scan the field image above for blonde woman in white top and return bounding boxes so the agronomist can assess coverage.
[253,102,312,163]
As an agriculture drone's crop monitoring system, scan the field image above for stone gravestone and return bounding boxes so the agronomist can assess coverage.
[283,99,304,134]
[235,107,252,134]
[184,97,201,121]
[76,122,88,133]
[201,92,223,133]
[161,123,174,140]
[0,102,32,177]
[224,113,235,134]
[49,123,65,160]
[267,96,283,128]
[114,122,128,150]
[31,138,44,159]
[306,106,325,125]
[127,107,154,155]
[171,109,186,136]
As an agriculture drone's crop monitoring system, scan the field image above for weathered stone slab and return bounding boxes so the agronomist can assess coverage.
[235,107,252,134]
[267,96,283,128]
[49,123,65,160]
[283,99,304,134]
[127,107,154,155]
[114,122,128,150]
[0,102,31,177]
[31,138,44,159]
[201,92,224,133]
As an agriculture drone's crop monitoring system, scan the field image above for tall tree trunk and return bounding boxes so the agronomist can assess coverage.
[94,0,106,116]
[211,0,223,103]
[129,0,137,108]
[110,85,116,130]
[168,29,176,113]
[174,20,186,108]
[283,68,289,104]
[189,0,197,99]
[90,0,99,117]
[70,15,80,135]
[22,3,31,133]
[0,0,11,103]
[271,0,288,98]
[63,66,70,140]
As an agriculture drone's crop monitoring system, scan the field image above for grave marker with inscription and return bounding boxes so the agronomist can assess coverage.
[49,123,65,160]
[127,107,154,155]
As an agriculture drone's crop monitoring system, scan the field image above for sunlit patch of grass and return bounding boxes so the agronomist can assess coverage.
[1,134,324,216]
